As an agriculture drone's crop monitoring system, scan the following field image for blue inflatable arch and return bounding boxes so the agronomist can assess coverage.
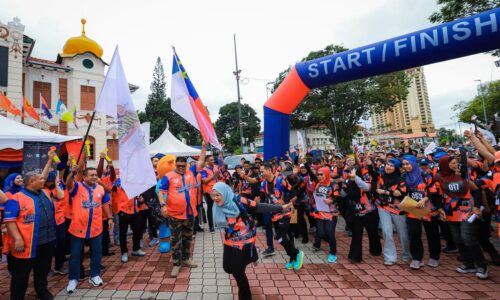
[263,8,500,160]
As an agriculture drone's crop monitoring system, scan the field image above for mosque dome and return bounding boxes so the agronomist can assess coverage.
[60,18,103,58]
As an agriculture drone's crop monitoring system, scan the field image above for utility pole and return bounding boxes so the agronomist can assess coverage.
[475,79,488,124]
[331,104,340,150]
[233,34,245,153]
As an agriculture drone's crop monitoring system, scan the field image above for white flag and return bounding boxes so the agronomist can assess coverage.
[95,46,156,198]
[141,122,151,146]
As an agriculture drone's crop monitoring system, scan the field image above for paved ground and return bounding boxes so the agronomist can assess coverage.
[0,219,499,300]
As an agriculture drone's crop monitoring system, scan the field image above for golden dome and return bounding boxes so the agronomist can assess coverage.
[60,19,103,58]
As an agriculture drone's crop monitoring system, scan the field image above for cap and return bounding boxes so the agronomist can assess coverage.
[282,166,294,176]
[335,153,344,159]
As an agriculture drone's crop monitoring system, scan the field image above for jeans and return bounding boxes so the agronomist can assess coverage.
[262,212,274,250]
[69,234,102,280]
[478,214,499,256]
[10,241,55,300]
[314,218,337,255]
[378,207,410,263]
[112,214,120,243]
[349,211,381,261]
[102,219,111,255]
[119,212,142,254]
[54,222,67,270]
[448,221,487,269]
[407,217,441,261]
[204,193,215,230]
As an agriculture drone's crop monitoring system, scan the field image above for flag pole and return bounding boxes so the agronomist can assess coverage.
[76,111,96,164]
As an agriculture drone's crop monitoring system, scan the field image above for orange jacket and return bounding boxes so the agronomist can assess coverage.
[68,182,110,238]
[201,165,219,194]
[159,171,198,220]
[4,189,54,259]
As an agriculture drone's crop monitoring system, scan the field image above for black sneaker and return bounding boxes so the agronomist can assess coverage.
[475,266,489,279]
[312,243,321,252]
[443,246,459,254]
[209,227,215,233]
[262,248,275,257]
[456,264,476,274]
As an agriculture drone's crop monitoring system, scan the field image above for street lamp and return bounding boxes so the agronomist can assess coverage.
[233,34,245,152]
[331,104,340,150]
[475,79,488,124]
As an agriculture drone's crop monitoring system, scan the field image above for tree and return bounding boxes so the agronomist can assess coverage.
[138,57,201,145]
[215,102,261,153]
[429,0,500,56]
[452,80,500,127]
[437,127,458,146]
[273,45,410,151]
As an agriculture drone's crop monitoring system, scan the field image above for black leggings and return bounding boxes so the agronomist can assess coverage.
[204,193,214,230]
[296,203,309,242]
[407,217,441,261]
[273,217,299,261]
[223,244,256,300]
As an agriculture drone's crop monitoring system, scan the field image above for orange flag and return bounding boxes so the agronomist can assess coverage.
[0,93,21,116]
[23,96,40,122]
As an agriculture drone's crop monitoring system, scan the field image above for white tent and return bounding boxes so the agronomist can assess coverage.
[148,124,202,156]
[0,115,81,150]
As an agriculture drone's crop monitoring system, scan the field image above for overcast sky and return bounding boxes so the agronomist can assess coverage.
[2,0,499,131]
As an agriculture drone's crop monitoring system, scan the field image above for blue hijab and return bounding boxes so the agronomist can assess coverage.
[402,155,422,189]
[3,173,22,194]
[212,182,240,229]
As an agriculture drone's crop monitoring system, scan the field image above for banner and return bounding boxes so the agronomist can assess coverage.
[22,141,55,174]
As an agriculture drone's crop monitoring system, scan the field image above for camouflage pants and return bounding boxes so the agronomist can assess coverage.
[168,217,194,266]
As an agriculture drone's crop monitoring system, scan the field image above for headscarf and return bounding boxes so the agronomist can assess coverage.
[438,155,469,198]
[318,167,331,186]
[3,173,22,194]
[382,159,402,188]
[212,182,241,229]
[402,155,422,189]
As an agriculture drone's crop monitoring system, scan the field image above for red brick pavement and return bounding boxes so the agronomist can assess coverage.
[0,228,499,299]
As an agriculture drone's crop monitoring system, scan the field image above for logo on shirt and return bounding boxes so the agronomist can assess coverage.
[23,214,35,224]
[82,201,101,209]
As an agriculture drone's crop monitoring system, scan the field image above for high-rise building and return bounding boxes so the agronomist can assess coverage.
[371,67,434,134]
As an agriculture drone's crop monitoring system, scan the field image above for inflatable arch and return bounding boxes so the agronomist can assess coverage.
[263,8,500,160]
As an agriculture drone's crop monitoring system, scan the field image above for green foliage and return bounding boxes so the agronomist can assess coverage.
[437,127,458,146]
[452,80,500,125]
[138,57,201,146]
[273,45,410,151]
[215,102,261,153]
[429,0,500,56]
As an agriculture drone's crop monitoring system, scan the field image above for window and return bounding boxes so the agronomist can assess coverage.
[80,85,96,110]
[33,81,51,108]
[107,139,119,160]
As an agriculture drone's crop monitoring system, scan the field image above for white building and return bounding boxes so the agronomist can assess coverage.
[255,125,337,153]
[0,17,137,162]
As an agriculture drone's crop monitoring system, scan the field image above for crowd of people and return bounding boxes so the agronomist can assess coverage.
[0,129,499,300]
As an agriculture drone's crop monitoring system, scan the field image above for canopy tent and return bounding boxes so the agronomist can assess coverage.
[0,115,81,150]
[148,124,203,156]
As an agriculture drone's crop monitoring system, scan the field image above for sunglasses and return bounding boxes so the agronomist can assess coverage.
[176,164,187,168]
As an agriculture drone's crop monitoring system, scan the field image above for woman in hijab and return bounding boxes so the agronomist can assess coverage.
[375,158,410,266]
[402,155,441,270]
[310,167,339,263]
[436,151,488,279]
[211,182,292,300]
[2,173,23,199]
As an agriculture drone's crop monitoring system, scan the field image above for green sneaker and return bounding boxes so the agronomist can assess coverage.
[285,261,295,270]
[293,250,304,270]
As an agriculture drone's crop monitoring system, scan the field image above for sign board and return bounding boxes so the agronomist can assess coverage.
[22,141,56,175]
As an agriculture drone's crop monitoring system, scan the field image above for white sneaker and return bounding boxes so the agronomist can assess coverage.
[121,253,129,263]
[89,275,103,287]
[132,249,146,257]
[66,279,78,294]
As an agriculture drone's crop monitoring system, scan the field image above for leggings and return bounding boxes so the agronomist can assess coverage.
[449,221,486,269]
[273,217,299,261]
[314,218,337,255]
[223,244,256,300]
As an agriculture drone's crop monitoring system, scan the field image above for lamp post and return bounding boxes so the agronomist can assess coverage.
[475,79,488,124]
[331,104,340,150]
[233,34,245,153]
